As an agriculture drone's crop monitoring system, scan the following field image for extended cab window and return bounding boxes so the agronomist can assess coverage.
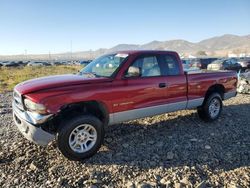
[126,56,161,77]
[161,55,180,75]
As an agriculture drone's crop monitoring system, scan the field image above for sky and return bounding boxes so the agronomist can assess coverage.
[0,0,249,55]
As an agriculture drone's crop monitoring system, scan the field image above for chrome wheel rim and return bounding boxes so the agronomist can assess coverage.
[68,124,97,153]
[208,98,221,118]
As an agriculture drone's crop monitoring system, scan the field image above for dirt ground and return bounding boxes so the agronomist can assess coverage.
[0,92,249,187]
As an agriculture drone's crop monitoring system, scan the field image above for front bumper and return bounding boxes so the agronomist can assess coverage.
[12,101,55,146]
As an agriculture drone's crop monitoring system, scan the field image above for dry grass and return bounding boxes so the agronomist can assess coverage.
[0,65,82,93]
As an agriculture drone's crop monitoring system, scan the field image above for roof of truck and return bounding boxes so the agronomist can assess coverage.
[115,50,177,55]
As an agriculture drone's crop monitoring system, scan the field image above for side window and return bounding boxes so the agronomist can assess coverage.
[225,60,230,65]
[231,59,237,64]
[126,56,161,77]
[162,55,180,75]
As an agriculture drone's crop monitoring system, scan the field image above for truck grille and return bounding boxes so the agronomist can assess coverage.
[13,90,24,111]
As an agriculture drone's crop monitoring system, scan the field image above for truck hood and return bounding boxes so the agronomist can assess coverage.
[15,74,112,95]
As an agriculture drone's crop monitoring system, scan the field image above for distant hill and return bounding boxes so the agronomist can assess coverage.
[107,44,140,52]
[60,34,250,58]
[1,34,250,60]
[198,34,250,50]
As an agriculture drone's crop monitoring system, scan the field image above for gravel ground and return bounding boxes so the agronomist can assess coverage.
[0,92,249,188]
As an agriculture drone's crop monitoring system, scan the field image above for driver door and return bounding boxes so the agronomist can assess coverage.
[110,54,168,123]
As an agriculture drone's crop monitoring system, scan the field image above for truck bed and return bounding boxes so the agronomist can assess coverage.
[186,69,237,101]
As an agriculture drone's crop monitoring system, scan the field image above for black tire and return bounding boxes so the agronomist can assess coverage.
[57,115,104,161]
[197,93,223,122]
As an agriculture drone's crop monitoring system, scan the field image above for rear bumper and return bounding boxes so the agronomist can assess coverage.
[12,102,55,146]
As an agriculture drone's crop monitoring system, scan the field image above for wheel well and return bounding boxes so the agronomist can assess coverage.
[51,101,109,131]
[204,84,225,100]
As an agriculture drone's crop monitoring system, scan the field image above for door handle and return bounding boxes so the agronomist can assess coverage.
[159,83,166,88]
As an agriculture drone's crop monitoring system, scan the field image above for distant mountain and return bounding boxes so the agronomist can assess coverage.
[159,40,200,52]
[141,40,163,49]
[198,34,250,50]
[1,34,250,60]
[107,44,140,52]
[104,34,250,57]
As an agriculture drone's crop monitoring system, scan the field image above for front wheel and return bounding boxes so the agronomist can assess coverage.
[57,115,104,161]
[197,93,223,122]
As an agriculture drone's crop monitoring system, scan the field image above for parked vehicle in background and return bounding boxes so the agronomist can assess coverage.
[182,58,218,70]
[51,61,63,66]
[60,61,68,65]
[66,60,81,65]
[182,59,201,70]
[237,58,250,72]
[80,60,92,66]
[22,61,30,66]
[13,50,237,160]
[16,61,29,66]
[207,58,242,72]
[2,61,19,67]
[0,61,28,67]
[65,61,75,65]
[199,58,218,69]
[27,61,51,66]
[182,59,191,70]
[27,61,42,66]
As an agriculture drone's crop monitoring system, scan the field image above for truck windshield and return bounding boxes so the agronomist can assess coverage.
[79,53,128,77]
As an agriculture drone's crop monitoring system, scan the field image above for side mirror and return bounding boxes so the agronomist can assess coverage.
[125,66,141,78]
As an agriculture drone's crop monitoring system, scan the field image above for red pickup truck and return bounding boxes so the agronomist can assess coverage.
[13,50,237,160]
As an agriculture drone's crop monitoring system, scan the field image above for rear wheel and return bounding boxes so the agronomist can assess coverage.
[197,93,223,122]
[57,115,104,161]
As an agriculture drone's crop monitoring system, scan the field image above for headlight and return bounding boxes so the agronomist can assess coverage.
[24,99,47,114]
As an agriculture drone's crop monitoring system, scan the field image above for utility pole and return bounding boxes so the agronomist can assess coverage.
[49,51,51,61]
[24,49,27,61]
[70,40,72,62]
